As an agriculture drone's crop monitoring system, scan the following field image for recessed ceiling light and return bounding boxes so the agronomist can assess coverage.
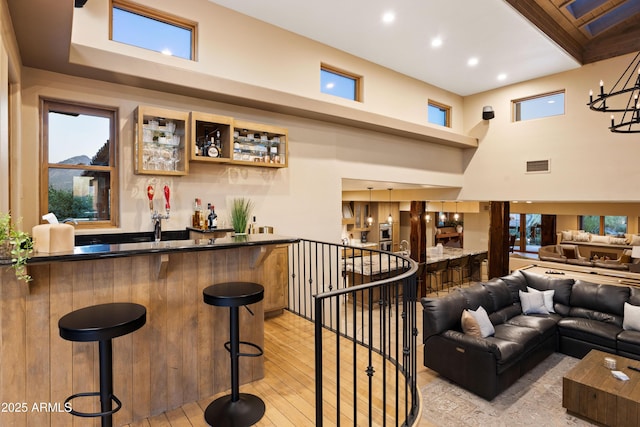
[325,82,335,89]
[497,73,507,81]
[431,37,443,48]
[382,11,395,24]
[548,100,556,104]
[467,57,479,67]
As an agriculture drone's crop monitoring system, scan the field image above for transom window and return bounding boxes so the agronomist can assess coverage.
[320,65,361,101]
[513,91,565,122]
[41,99,118,228]
[579,215,627,236]
[428,100,451,127]
[111,0,196,60]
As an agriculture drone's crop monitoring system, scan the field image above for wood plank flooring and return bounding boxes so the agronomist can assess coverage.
[122,308,433,427]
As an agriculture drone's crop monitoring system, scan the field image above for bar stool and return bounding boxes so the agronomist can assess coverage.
[58,302,146,427]
[426,259,449,295]
[203,282,265,427]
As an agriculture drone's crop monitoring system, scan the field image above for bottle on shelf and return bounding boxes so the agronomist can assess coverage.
[207,203,218,229]
[248,216,257,234]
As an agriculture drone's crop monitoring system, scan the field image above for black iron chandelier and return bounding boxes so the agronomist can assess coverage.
[588,52,640,133]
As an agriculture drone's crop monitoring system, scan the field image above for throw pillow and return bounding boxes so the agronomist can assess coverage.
[527,286,555,313]
[461,310,481,338]
[630,235,640,246]
[574,232,591,242]
[623,303,640,331]
[591,235,611,244]
[561,230,573,241]
[519,290,549,315]
[468,306,495,338]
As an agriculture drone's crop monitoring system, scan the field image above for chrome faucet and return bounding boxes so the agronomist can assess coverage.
[151,211,169,242]
[61,218,78,225]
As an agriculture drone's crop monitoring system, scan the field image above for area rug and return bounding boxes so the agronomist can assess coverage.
[421,352,596,426]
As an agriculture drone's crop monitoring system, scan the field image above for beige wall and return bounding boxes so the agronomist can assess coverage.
[18,68,465,241]
[462,53,640,202]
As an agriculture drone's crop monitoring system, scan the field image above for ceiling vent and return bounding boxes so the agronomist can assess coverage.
[526,159,550,174]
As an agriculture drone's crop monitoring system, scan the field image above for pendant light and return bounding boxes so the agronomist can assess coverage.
[440,201,446,221]
[366,187,374,226]
[454,201,459,221]
[387,188,393,224]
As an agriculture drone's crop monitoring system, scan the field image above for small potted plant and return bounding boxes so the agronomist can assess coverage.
[0,212,33,282]
[230,198,253,235]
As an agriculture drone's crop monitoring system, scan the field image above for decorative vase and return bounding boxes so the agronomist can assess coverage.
[456,225,463,233]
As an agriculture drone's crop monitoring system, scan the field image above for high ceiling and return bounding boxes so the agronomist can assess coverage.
[6,1,640,98]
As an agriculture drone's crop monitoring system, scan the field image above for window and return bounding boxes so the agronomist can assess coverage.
[580,215,627,236]
[320,65,361,101]
[428,100,451,127]
[41,100,118,228]
[513,91,565,122]
[111,0,196,60]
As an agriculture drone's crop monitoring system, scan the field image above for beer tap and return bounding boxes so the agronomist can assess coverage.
[148,184,170,242]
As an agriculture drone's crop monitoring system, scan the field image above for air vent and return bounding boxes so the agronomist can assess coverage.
[526,159,550,174]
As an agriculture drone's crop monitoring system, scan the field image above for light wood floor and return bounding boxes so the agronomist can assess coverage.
[122,307,434,427]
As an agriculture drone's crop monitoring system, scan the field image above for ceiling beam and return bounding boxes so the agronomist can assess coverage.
[505,0,584,64]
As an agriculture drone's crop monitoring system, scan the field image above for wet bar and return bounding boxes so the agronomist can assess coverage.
[0,234,297,426]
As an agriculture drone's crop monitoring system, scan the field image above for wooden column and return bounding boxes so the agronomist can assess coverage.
[541,214,557,246]
[409,201,426,263]
[488,201,510,279]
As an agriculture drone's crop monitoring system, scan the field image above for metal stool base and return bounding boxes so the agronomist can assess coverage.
[204,393,265,427]
[64,391,122,418]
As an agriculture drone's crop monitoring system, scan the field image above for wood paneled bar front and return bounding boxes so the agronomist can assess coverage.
[0,234,297,427]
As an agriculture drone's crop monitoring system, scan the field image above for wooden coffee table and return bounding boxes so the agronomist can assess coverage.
[563,349,640,426]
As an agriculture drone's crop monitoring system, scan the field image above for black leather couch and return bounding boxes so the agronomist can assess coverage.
[421,269,640,400]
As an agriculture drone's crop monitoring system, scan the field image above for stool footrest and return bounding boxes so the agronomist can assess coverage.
[64,391,122,418]
[224,340,264,358]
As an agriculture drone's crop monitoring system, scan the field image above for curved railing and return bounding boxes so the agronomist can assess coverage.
[287,239,420,426]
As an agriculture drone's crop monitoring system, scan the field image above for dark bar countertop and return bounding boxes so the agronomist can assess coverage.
[5,232,299,265]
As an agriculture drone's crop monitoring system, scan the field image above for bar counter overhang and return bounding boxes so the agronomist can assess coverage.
[0,233,298,426]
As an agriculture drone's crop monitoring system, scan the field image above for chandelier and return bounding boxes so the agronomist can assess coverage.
[588,52,640,133]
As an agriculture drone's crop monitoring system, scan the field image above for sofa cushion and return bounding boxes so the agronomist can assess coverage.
[506,313,560,338]
[569,280,629,325]
[489,324,542,364]
[500,270,528,302]
[558,318,622,348]
[519,290,549,315]
[617,330,640,357]
[623,302,640,331]
[520,270,573,306]
[459,284,493,312]
[489,305,522,326]
[421,291,467,339]
[482,279,513,312]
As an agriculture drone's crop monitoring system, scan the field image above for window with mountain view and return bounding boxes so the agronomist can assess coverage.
[41,100,118,227]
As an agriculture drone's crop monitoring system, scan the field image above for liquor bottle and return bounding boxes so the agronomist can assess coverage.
[248,216,257,234]
[215,130,222,152]
[192,198,200,227]
[208,204,218,229]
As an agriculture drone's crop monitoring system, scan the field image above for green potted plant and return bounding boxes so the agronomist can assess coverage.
[0,212,33,282]
[230,198,253,235]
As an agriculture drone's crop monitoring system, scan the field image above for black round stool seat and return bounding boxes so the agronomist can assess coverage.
[203,282,265,427]
[59,302,146,427]
[59,302,146,342]
[203,282,264,308]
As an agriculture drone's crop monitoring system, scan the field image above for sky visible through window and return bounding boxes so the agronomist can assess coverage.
[516,92,565,121]
[321,69,356,100]
[112,7,192,60]
[428,104,447,126]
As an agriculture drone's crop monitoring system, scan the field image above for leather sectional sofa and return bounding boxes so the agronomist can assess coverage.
[420,269,640,400]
